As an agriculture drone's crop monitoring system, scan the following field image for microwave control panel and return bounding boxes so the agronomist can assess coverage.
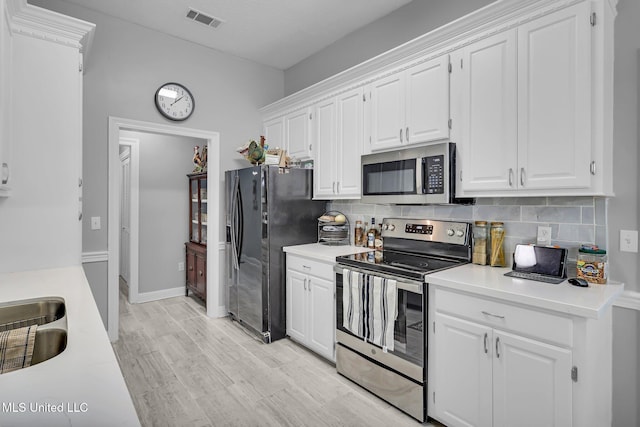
[423,155,444,194]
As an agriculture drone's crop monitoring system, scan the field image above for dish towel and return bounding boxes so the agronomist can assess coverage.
[0,325,38,374]
[343,269,397,352]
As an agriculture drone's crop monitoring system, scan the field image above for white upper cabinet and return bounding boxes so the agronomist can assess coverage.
[369,55,450,152]
[314,87,363,200]
[263,116,284,152]
[285,107,313,160]
[454,2,597,196]
[517,2,592,190]
[260,0,614,198]
[452,30,517,193]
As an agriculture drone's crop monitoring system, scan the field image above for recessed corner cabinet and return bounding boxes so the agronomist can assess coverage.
[185,172,207,302]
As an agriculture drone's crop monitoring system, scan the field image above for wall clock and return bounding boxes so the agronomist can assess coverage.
[154,82,195,121]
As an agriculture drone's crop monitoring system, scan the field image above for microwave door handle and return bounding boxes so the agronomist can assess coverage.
[417,158,424,195]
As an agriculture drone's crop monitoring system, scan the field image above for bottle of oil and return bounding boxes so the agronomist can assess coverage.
[367,217,376,248]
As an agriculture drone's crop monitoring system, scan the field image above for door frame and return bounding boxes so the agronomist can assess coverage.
[108,116,221,342]
[118,137,140,304]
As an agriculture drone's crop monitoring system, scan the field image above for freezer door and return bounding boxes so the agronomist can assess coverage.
[236,166,265,334]
[264,166,325,341]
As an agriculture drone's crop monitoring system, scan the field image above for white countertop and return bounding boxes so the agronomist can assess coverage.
[283,243,373,263]
[428,264,624,319]
[0,266,140,426]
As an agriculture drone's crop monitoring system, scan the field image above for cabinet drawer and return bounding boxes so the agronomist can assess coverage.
[434,288,572,347]
[286,254,334,281]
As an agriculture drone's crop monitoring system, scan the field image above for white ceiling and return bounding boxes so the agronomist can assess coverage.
[56,0,414,70]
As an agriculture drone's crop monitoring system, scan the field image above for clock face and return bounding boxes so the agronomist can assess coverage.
[154,83,194,121]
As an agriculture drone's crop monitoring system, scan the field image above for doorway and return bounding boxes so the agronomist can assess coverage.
[108,117,221,342]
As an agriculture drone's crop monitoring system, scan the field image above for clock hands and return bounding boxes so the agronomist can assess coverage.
[171,96,184,106]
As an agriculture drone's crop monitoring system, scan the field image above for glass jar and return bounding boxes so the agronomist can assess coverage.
[354,220,363,246]
[577,247,608,284]
[472,221,488,265]
[489,222,506,267]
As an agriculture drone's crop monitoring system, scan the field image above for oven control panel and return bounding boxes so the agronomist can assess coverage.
[381,218,469,245]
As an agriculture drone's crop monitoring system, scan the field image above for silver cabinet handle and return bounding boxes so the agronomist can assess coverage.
[302,265,311,270]
[399,128,403,143]
[590,161,596,175]
[508,168,513,187]
[496,336,501,358]
[481,310,505,319]
[1,162,9,185]
[337,182,340,194]
[484,333,488,354]
[332,182,336,194]
[520,167,525,187]
[405,127,409,142]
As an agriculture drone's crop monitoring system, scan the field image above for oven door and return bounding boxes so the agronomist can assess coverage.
[334,265,425,383]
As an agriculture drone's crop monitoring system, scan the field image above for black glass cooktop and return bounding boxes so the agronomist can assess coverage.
[336,250,466,281]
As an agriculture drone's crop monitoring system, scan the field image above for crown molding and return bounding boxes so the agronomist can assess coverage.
[5,0,94,55]
[261,0,614,118]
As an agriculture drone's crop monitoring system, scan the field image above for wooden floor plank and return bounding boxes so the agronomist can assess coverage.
[113,286,439,426]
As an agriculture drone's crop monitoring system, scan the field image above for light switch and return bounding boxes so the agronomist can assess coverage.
[620,230,638,253]
[178,262,185,272]
[91,216,101,230]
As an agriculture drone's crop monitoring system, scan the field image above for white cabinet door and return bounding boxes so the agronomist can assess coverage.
[336,87,363,198]
[263,116,284,151]
[455,30,518,193]
[0,2,11,196]
[369,73,404,151]
[286,269,308,343]
[308,275,335,361]
[434,313,493,427]
[405,55,450,144]
[286,108,312,160]
[313,98,337,199]
[493,330,572,427]
[517,2,592,190]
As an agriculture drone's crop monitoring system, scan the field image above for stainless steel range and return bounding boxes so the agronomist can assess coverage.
[334,218,471,422]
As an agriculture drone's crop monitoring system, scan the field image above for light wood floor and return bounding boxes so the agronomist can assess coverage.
[113,282,440,426]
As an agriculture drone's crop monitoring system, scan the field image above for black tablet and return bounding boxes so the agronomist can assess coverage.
[504,244,568,283]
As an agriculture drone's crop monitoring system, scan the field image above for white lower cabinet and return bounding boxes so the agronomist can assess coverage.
[286,254,335,361]
[430,288,575,427]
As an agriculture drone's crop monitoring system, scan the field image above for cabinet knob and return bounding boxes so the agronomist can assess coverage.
[199,270,203,276]
[189,266,193,271]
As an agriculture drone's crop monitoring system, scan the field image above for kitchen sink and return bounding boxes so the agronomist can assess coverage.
[31,328,68,365]
[0,297,68,368]
[0,297,66,332]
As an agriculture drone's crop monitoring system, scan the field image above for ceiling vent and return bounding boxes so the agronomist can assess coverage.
[186,8,225,29]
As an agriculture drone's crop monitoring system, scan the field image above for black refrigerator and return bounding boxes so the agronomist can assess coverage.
[225,165,325,343]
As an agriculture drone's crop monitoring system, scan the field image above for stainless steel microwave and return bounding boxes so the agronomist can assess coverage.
[361,142,473,205]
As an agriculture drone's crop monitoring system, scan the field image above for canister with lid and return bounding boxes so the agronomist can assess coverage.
[472,221,488,265]
[577,246,608,284]
[489,222,506,267]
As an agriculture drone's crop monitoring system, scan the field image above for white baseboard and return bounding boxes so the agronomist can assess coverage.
[135,286,185,303]
[613,290,640,311]
[82,251,109,263]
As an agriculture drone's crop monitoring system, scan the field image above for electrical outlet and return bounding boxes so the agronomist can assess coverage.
[91,216,101,230]
[537,226,552,246]
[178,262,185,271]
[620,230,638,253]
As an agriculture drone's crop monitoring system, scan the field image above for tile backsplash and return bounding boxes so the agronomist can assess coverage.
[327,196,608,262]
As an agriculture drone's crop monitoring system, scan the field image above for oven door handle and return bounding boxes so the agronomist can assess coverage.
[334,265,423,294]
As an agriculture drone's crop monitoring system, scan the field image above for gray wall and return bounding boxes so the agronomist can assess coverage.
[121,130,200,295]
[284,0,495,95]
[307,1,639,425]
[30,0,284,323]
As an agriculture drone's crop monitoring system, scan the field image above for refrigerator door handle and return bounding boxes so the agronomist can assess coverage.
[230,173,240,271]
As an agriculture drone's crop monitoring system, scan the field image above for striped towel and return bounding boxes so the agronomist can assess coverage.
[0,325,38,374]
[343,269,397,351]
